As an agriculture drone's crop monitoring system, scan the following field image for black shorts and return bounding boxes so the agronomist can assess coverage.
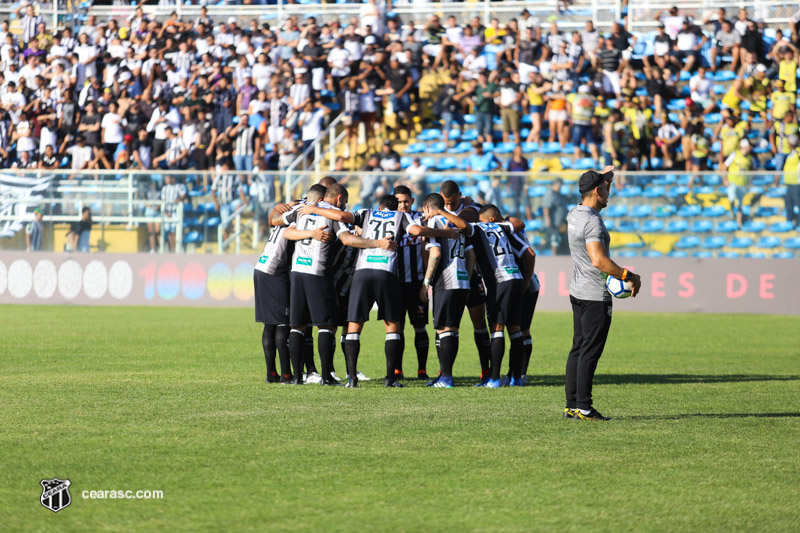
[521,283,539,331]
[466,272,486,308]
[378,281,428,326]
[432,289,469,330]
[254,271,289,325]
[347,270,403,324]
[289,272,337,327]
[486,279,524,327]
[335,291,350,328]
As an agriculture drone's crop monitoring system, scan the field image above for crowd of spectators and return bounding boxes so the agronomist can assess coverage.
[1,4,799,250]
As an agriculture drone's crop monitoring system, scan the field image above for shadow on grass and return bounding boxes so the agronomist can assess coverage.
[523,374,800,387]
[620,412,800,420]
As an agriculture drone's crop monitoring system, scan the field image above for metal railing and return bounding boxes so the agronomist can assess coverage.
[284,112,344,201]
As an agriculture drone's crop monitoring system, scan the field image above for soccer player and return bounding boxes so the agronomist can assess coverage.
[420,193,476,388]
[255,184,330,383]
[510,231,539,384]
[432,204,530,387]
[284,184,396,386]
[565,168,641,420]
[390,185,430,380]
[438,180,492,382]
[299,194,459,388]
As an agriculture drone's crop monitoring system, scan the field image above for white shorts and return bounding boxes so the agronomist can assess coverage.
[549,110,568,123]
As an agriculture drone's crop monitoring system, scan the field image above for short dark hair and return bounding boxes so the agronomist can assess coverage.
[379,194,398,210]
[318,176,337,187]
[393,185,412,197]
[423,193,445,209]
[307,184,327,202]
[440,180,460,198]
[324,183,348,201]
[478,204,502,219]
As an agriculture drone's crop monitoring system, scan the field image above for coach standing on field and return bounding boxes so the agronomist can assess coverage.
[564,167,641,421]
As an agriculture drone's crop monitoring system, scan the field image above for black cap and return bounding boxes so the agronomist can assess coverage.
[579,170,614,195]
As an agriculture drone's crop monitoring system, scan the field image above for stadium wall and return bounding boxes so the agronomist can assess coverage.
[1,252,797,315]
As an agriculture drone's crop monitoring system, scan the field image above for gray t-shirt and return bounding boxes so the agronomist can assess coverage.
[567,204,611,302]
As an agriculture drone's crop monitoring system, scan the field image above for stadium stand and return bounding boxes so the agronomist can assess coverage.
[0,1,798,258]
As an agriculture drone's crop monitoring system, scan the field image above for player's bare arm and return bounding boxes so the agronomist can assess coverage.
[283,227,334,243]
[297,204,355,223]
[339,232,398,251]
[424,208,471,234]
[408,224,460,240]
[269,201,299,221]
[420,246,441,303]
[586,241,642,297]
[505,216,526,233]
[520,248,536,292]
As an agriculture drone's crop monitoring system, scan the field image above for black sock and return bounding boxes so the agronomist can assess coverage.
[509,332,524,380]
[328,330,337,374]
[474,327,491,374]
[288,329,305,380]
[439,331,458,377]
[435,332,442,374]
[523,334,532,376]
[303,331,317,374]
[414,327,429,372]
[490,331,505,380]
[397,332,405,373]
[276,325,291,378]
[318,329,335,380]
[340,335,346,372]
[261,324,277,377]
[343,333,360,378]
[385,333,403,379]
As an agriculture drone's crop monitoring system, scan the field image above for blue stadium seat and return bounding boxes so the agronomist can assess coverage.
[652,175,677,186]
[744,252,767,259]
[482,141,495,152]
[400,156,412,168]
[690,220,714,233]
[666,220,689,233]
[616,186,642,198]
[525,219,543,231]
[718,252,740,258]
[604,205,628,218]
[427,142,447,154]
[666,99,685,110]
[447,174,468,184]
[702,236,726,249]
[464,114,476,124]
[769,221,794,233]
[693,186,716,195]
[521,142,539,154]
[703,174,722,186]
[666,186,690,199]
[704,113,722,124]
[640,220,664,233]
[701,205,727,218]
[751,176,772,186]
[448,129,461,141]
[675,236,700,249]
[189,189,205,198]
[742,221,766,233]
[404,142,427,155]
[448,142,472,154]
[655,205,677,218]
[728,237,753,249]
[678,205,702,218]
[604,220,616,231]
[641,250,663,258]
[540,142,562,154]
[772,252,795,259]
[716,220,738,233]
[766,186,787,198]
[435,157,457,171]
[461,129,479,141]
[757,236,781,249]
[642,186,666,199]
[184,231,203,244]
[616,221,639,232]
[496,142,516,154]
[528,186,547,198]
[783,237,800,250]
[668,250,689,258]
[574,157,595,170]
[205,217,220,227]
[755,206,779,218]
[693,251,714,258]
[616,250,639,258]
[420,157,437,168]
[713,70,737,82]
[630,205,653,218]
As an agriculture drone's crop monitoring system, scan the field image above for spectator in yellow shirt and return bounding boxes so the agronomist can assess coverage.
[778,45,797,95]
[770,109,799,171]
[774,134,800,226]
[770,80,794,122]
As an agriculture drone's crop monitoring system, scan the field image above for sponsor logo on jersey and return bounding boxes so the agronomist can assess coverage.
[504,266,520,274]
[457,271,469,280]
[371,209,395,219]
[258,255,268,264]
[296,257,313,266]
[366,255,389,263]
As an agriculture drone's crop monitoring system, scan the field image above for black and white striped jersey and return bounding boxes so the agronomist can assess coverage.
[510,230,540,292]
[350,208,418,276]
[289,201,348,277]
[467,221,525,286]
[254,206,300,278]
[425,215,472,292]
[396,211,425,284]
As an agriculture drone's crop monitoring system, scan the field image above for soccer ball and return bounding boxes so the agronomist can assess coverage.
[606,276,632,299]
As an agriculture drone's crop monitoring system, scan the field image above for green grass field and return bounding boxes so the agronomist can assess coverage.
[3,306,800,532]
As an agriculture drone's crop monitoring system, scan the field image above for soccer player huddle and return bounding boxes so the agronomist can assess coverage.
[254,177,539,388]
